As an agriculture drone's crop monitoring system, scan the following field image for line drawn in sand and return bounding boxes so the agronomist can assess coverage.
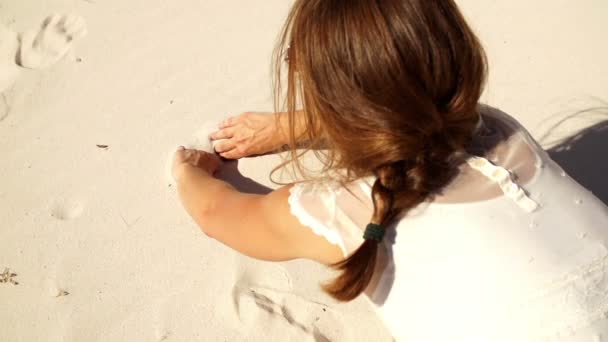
[0,267,18,285]
[233,284,334,342]
[120,213,141,228]
[0,94,9,122]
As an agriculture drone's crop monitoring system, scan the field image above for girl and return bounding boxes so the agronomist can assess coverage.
[173,0,608,340]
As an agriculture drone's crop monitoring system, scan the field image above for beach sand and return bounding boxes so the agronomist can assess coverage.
[0,0,606,341]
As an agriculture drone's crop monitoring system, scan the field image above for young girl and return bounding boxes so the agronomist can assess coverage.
[173,0,608,340]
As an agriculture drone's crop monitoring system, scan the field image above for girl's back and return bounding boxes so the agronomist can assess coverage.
[288,109,608,341]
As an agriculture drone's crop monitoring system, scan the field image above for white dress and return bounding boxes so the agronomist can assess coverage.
[287,110,608,341]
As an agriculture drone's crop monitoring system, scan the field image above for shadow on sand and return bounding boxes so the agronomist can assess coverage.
[216,159,273,195]
[547,119,608,205]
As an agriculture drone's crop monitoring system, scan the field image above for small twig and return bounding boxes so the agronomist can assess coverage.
[55,290,70,297]
[0,267,19,285]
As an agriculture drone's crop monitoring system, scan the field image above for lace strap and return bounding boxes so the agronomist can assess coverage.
[287,183,348,257]
[466,156,539,213]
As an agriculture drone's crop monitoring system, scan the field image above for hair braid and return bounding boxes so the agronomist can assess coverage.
[322,162,413,300]
[322,133,464,301]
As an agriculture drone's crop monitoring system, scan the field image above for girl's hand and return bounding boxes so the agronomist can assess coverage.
[209,112,286,159]
[172,147,222,181]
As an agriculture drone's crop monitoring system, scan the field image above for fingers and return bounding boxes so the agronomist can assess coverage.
[213,139,235,153]
[209,128,234,140]
[219,149,242,160]
[172,147,222,179]
[218,117,236,129]
[218,112,253,129]
[175,147,209,166]
[177,147,219,160]
[174,146,185,157]
[181,148,223,173]
[173,146,189,162]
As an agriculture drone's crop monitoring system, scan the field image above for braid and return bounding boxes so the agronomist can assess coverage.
[322,162,411,301]
[322,133,464,301]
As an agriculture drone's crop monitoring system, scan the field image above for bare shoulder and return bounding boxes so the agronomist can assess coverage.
[256,185,345,265]
[205,182,345,265]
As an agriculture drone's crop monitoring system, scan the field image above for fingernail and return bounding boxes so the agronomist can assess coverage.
[177,146,185,151]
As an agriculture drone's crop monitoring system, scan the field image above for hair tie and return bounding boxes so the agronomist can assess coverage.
[363,223,385,242]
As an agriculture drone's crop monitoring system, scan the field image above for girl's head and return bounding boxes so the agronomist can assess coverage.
[272,0,487,301]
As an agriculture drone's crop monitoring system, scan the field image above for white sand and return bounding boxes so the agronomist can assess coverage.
[0,0,606,341]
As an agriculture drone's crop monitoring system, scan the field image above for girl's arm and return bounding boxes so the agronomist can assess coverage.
[210,110,327,159]
[175,161,344,264]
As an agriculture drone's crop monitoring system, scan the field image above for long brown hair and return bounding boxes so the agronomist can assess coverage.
[272,0,488,301]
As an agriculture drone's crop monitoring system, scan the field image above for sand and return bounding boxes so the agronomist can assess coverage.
[0,0,606,341]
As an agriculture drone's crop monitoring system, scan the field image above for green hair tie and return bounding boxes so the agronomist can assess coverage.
[363,223,385,242]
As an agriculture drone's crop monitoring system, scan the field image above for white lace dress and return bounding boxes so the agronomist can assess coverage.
[287,111,608,341]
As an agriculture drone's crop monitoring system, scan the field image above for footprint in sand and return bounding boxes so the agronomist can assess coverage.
[18,14,87,70]
[230,261,339,341]
[233,285,338,341]
[0,14,86,122]
[50,198,85,220]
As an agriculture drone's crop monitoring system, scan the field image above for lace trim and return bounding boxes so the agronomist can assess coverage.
[287,183,348,257]
[466,156,539,212]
